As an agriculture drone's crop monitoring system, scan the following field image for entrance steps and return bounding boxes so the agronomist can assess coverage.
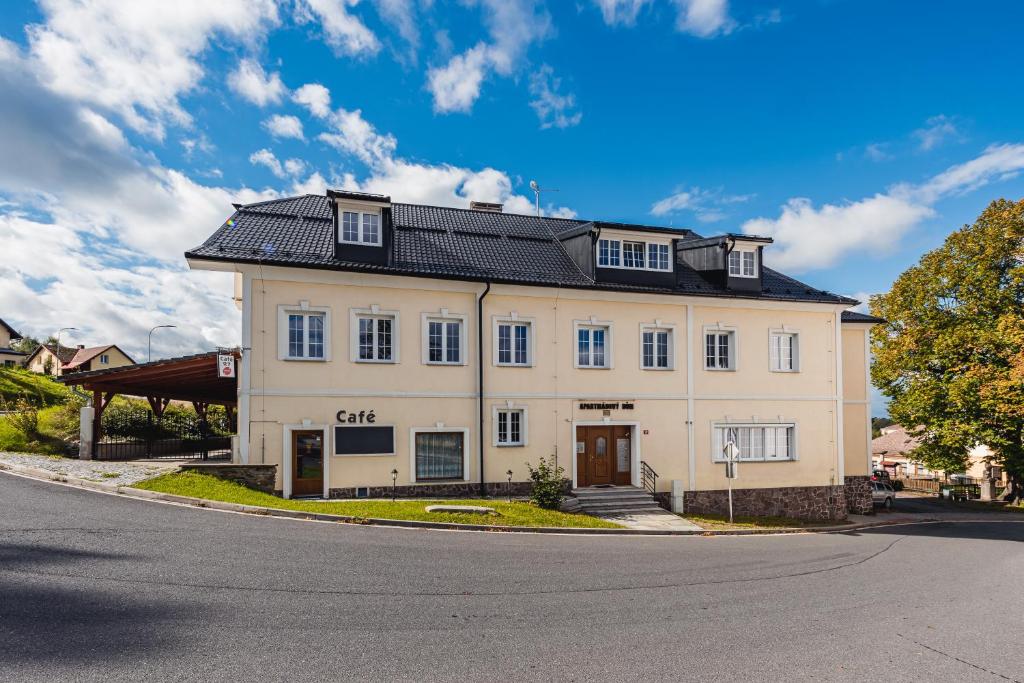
[571,485,664,515]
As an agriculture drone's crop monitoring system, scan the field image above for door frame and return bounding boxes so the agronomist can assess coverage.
[571,420,640,489]
[282,423,330,499]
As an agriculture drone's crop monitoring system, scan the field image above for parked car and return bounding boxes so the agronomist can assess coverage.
[871,469,892,483]
[872,482,896,510]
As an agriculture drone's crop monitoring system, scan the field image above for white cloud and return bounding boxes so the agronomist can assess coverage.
[25,0,280,138]
[743,143,1024,271]
[314,105,574,216]
[249,148,285,178]
[650,186,752,222]
[295,0,380,57]
[373,0,420,57]
[528,65,582,129]
[864,143,891,162]
[426,0,551,113]
[426,43,491,113]
[227,58,286,107]
[292,83,332,118]
[262,114,305,140]
[318,108,399,165]
[671,0,736,37]
[284,158,308,177]
[593,0,652,26]
[913,114,960,151]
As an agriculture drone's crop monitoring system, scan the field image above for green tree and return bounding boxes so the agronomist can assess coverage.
[871,199,1024,501]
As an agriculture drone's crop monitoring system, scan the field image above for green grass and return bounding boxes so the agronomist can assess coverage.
[0,367,73,407]
[0,404,77,456]
[135,472,622,529]
[685,513,847,530]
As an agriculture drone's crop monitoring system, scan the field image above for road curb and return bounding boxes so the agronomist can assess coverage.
[0,461,999,537]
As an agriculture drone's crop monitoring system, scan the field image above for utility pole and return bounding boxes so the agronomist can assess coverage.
[148,324,177,362]
[55,327,77,377]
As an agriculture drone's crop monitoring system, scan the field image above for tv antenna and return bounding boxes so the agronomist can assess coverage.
[529,180,559,217]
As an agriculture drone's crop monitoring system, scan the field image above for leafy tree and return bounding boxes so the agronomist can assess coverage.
[10,335,42,354]
[871,199,1024,501]
[871,417,894,439]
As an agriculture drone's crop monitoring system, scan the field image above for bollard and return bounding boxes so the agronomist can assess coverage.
[670,479,685,514]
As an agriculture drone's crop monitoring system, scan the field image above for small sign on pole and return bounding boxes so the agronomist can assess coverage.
[217,354,236,379]
[723,441,740,523]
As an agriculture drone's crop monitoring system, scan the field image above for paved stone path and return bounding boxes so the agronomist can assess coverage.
[0,452,175,486]
[593,507,703,531]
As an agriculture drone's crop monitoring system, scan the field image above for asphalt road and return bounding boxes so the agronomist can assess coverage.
[2,473,1023,682]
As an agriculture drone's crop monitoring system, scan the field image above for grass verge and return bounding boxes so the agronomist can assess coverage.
[135,471,622,529]
[685,513,849,531]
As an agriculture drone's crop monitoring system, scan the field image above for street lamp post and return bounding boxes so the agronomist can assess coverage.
[55,327,77,377]
[148,325,177,362]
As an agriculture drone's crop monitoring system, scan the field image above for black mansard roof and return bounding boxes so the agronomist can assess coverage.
[186,194,856,305]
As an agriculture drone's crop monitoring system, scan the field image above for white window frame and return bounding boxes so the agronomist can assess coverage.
[703,324,737,372]
[339,209,382,246]
[99,354,110,364]
[769,328,800,373]
[421,309,468,366]
[596,238,672,272]
[492,314,535,367]
[639,321,676,370]
[574,318,613,369]
[492,403,528,447]
[728,249,758,278]
[278,303,332,362]
[349,306,399,364]
[712,422,798,462]
[409,425,471,484]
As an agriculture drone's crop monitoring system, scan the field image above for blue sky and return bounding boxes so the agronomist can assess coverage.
[1,0,1023,414]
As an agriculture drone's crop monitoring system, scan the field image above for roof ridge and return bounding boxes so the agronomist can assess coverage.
[394,201,587,223]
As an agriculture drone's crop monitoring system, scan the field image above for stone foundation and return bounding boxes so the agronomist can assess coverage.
[329,480,543,499]
[180,463,278,493]
[683,485,848,521]
[844,475,873,515]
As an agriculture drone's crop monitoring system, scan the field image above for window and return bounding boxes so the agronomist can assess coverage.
[279,306,329,360]
[576,325,610,368]
[647,243,670,271]
[769,332,798,372]
[495,408,525,446]
[641,326,673,369]
[414,431,465,480]
[714,424,795,462]
[597,239,620,267]
[622,241,646,269]
[358,316,393,361]
[728,249,757,277]
[340,210,382,246]
[705,330,734,370]
[99,354,110,364]
[423,312,465,365]
[494,318,532,366]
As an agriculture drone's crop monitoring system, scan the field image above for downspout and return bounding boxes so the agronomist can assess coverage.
[477,281,492,497]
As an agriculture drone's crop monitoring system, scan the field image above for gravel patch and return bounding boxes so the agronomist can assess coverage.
[0,452,176,486]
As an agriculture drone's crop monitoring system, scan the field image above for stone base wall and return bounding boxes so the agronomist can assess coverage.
[683,485,848,522]
[180,463,277,493]
[844,475,873,515]
[329,480,541,499]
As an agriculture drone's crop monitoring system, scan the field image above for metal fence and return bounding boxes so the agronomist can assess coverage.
[97,404,233,461]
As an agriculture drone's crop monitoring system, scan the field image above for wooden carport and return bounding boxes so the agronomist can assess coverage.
[59,351,238,458]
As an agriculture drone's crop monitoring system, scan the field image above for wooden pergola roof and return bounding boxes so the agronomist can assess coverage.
[59,351,238,406]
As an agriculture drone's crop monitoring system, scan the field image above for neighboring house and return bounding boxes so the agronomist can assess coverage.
[186,191,881,519]
[0,318,26,368]
[872,424,1007,483]
[26,343,134,376]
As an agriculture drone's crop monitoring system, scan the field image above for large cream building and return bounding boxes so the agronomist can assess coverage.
[188,191,880,520]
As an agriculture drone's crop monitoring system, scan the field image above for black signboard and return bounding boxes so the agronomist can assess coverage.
[334,425,395,455]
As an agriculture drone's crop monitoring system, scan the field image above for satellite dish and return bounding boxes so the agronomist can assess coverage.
[529,180,539,191]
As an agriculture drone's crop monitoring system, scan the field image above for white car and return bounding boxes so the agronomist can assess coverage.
[872,482,896,510]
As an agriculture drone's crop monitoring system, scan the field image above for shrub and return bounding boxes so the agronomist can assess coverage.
[526,456,566,510]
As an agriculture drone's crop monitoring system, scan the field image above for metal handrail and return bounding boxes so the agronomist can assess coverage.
[640,460,658,496]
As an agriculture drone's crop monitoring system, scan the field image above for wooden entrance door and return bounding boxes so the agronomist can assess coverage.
[576,426,632,487]
[292,430,324,496]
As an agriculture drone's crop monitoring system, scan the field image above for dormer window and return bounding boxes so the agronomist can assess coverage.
[341,211,381,246]
[728,249,757,277]
[598,238,671,272]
